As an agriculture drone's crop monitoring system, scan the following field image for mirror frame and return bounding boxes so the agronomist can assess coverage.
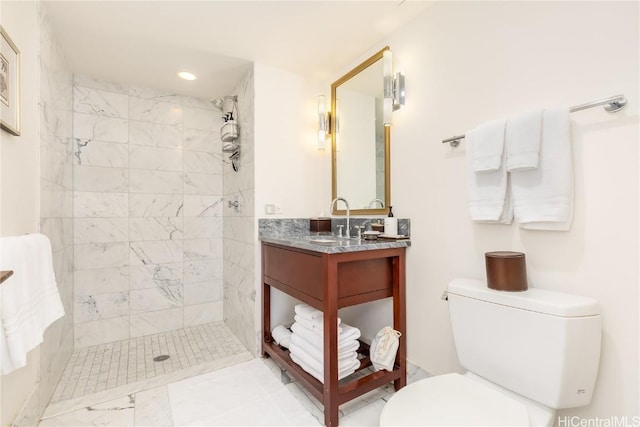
[331,46,391,216]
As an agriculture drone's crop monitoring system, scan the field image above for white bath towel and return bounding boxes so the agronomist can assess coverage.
[293,314,342,335]
[471,118,507,173]
[289,342,357,371]
[506,110,543,171]
[290,333,359,364]
[290,350,360,383]
[511,108,573,230]
[466,131,513,224]
[0,234,65,374]
[290,322,361,352]
[293,303,323,321]
[271,325,292,349]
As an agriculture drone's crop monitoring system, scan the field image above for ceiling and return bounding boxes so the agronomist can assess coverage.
[44,1,432,100]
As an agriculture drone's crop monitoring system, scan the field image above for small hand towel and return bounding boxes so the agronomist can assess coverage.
[471,118,507,173]
[271,325,292,349]
[511,108,573,230]
[290,351,360,384]
[506,110,543,171]
[0,234,65,374]
[290,333,359,364]
[293,315,342,335]
[293,304,323,321]
[290,322,361,352]
[466,131,513,224]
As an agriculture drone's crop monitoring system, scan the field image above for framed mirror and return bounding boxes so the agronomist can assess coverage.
[331,46,390,216]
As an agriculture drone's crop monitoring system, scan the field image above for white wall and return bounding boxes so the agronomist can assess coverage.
[381,1,638,420]
[0,2,40,425]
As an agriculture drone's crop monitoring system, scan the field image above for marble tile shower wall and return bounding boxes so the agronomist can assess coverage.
[72,76,224,348]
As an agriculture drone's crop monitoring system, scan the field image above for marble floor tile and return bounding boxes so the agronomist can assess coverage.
[39,394,135,426]
[134,385,173,426]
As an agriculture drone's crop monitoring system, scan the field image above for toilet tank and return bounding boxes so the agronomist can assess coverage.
[447,278,601,409]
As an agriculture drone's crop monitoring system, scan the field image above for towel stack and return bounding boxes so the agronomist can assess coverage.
[289,304,361,383]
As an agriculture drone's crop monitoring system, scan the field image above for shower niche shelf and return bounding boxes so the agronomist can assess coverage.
[261,242,406,427]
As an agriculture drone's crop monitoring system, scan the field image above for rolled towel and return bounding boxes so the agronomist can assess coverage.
[294,303,322,321]
[291,322,361,351]
[290,351,360,384]
[290,333,359,365]
[471,118,507,173]
[294,315,342,335]
[289,342,357,372]
[271,325,292,349]
[506,110,543,171]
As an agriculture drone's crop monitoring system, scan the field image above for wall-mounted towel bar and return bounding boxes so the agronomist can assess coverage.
[0,270,14,284]
[442,94,627,147]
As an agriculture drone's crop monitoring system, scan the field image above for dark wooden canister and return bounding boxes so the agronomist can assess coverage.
[485,251,528,291]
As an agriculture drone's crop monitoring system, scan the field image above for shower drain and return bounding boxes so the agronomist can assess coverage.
[153,354,170,362]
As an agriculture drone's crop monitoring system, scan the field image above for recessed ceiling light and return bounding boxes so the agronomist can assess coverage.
[178,71,196,81]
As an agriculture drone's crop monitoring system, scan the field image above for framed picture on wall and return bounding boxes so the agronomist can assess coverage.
[1,26,20,136]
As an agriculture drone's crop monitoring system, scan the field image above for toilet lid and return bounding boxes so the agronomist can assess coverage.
[380,373,530,426]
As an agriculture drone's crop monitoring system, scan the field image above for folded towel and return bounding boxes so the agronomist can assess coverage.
[466,130,513,224]
[511,108,573,230]
[291,322,361,352]
[290,333,359,365]
[293,315,342,335]
[293,304,322,321]
[290,351,360,383]
[471,118,507,173]
[289,342,357,372]
[506,110,543,171]
[0,234,65,374]
[271,325,292,349]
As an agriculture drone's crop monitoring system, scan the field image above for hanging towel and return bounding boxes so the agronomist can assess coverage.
[290,322,361,352]
[506,110,543,171]
[293,315,342,335]
[290,333,359,364]
[290,351,360,384]
[466,131,513,224]
[511,108,573,230]
[471,118,507,173]
[0,234,65,375]
[271,325,292,349]
[293,303,323,321]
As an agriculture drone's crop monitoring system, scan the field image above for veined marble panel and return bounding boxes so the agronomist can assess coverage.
[183,195,223,217]
[182,128,218,152]
[40,135,73,186]
[224,216,255,243]
[40,186,73,218]
[74,292,129,323]
[130,308,183,338]
[129,217,183,241]
[183,217,222,239]
[184,302,223,327]
[129,97,181,125]
[184,282,222,305]
[129,285,183,313]
[129,170,183,194]
[182,150,222,174]
[74,192,128,218]
[39,395,135,427]
[129,121,182,149]
[129,145,182,171]
[129,85,182,104]
[75,316,130,348]
[129,263,182,290]
[134,386,173,426]
[40,217,73,251]
[183,96,216,111]
[183,238,223,261]
[73,166,128,193]
[184,172,222,195]
[74,139,128,168]
[73,86,128,118]
[74,218,129,243]
[183,260,223,285]
[74,75,129,94]
[74,267,129,295]
[74,112,128,143]
[74,242,130,270]
[129,240,183,265]
[129,194,183,217]
[182,106,217,131]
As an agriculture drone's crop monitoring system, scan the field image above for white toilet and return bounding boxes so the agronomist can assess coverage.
[380,278,602,426]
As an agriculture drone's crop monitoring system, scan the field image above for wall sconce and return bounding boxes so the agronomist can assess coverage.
[318,95,330,150]
[383,50,406,127]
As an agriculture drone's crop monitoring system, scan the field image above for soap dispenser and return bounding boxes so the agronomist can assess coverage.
[384,206,398,236]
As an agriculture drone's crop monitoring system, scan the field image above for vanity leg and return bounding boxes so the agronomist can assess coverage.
[323,255,340,427]
[393,254,407,391]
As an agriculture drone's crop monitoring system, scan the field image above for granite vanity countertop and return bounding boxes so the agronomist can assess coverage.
[259,233,411,254]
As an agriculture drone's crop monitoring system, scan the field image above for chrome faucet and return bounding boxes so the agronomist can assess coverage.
[330,197,350,238]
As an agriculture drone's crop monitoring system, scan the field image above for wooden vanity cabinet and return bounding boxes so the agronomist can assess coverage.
[261,242,407,427]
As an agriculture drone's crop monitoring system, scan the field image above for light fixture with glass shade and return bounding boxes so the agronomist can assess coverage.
[383,51,406,127]
[318,95,330,150]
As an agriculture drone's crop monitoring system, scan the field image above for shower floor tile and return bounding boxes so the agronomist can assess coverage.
[50,321,247,403]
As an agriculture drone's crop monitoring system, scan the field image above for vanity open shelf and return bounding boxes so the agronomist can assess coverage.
[261,241,407,427]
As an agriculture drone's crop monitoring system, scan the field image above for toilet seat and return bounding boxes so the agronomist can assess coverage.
[380,373,530,426]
